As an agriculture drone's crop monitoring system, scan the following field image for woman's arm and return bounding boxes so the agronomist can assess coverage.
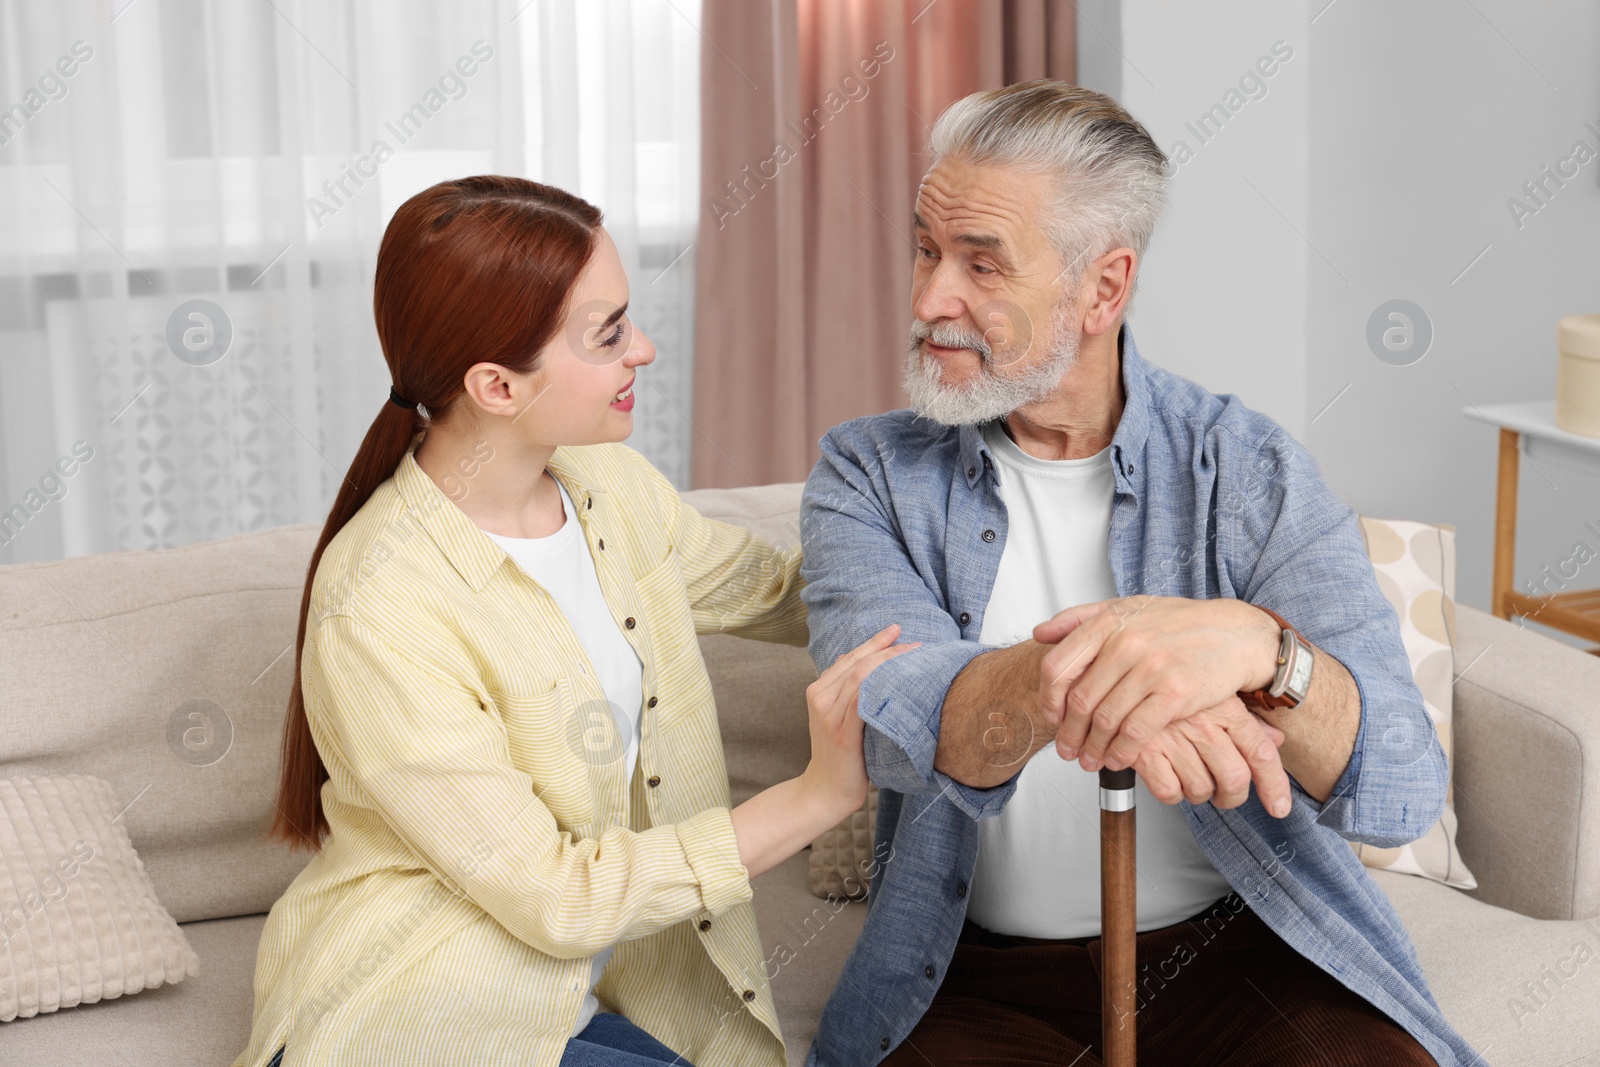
[304,613,909,955]
[731,623,914,876]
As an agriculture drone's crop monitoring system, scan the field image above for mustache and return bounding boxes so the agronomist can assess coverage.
[908,318,992,360]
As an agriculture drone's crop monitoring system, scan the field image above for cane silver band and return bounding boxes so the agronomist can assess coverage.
[1099,786,1136,812]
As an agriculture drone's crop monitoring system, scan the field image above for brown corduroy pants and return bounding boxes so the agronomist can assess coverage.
[880,892,1436,1066]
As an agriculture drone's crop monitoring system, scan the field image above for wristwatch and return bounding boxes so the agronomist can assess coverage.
[1237,605,1314,712]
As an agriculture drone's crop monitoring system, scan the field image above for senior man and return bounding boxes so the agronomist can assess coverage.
[798,81,1478,1066]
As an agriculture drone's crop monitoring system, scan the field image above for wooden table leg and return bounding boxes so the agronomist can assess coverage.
[1492,429,1520,620]
[1100,768,1137,1067]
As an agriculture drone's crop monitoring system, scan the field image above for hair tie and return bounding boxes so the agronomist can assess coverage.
[388,385,419,410]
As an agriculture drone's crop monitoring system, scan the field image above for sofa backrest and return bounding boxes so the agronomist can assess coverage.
[0,483,817,924]
[0,521,325,924]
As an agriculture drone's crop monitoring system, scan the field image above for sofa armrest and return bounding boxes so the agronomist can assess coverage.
[1450,603,1600,920]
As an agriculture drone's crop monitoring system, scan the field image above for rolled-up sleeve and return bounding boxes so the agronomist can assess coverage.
[800,430,1015,821]
[1234,428,1449,847]
[302,611,752,959]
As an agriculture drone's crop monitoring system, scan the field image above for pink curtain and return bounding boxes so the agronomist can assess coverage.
[691,0,1077,488]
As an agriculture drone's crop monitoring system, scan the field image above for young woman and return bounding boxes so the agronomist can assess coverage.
[232,176,914,1067]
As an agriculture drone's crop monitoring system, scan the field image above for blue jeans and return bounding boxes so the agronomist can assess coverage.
[264,1013,691,1066]
[561,1012,694,1066]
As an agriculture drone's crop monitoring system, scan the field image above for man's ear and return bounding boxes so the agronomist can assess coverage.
[1082,248,1137,337]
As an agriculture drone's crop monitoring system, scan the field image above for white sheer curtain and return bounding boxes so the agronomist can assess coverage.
[0,0,700,565]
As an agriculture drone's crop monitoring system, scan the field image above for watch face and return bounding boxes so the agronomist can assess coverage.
[1287,643,1315,700]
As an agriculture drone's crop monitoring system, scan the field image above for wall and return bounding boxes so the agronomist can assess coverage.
[1305,0,1600,647]
[1101,1,1310,441]
[1083,1,1600,645]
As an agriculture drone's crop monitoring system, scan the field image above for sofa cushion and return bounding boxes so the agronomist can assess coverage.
[0,912,262,1065]
[0,524,320,923]
[0,775,199,1021]
[1368,868,1600,1066]
[2,860,1573,1066]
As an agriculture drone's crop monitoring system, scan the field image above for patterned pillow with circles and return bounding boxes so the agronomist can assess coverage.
[1349,516,1476,889]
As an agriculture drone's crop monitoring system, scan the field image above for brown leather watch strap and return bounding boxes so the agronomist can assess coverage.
[1237,604,1307,711]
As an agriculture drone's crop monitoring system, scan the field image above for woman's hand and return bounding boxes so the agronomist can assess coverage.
[799,623,920,821]
[729,624,918,879]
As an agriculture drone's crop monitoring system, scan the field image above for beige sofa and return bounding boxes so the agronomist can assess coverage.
[2,481,1598,1067]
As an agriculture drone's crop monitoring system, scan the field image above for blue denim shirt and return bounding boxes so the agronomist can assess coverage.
[798,323,1477,1066]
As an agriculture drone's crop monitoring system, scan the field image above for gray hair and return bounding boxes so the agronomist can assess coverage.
[927,80,1169,302]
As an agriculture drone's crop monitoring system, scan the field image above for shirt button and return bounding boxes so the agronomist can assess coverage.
[958,612,971,626]
[1125,463,1133,474]
[699,919,712,932]
[647,775,661,788]
[586,496,593,509]
[924,964,935,979]
[598,538,605,550]
[956,880,967,898]
[880,1037,891,1051]
[647,696,658,708]
[742,989,756,1002]
[981,529,996,543]
[625,617,636,629]
[967,466,976,478]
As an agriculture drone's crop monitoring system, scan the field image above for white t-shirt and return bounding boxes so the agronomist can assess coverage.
[964,419,1233,939]
[482,477,643,1037]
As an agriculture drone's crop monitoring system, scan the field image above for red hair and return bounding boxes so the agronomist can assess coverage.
[269,176,604,850]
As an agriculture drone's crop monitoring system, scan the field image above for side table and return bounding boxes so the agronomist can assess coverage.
[1463,399,1600,652]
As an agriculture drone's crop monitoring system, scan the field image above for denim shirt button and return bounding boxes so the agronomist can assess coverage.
[981,529,996,543]
[924,964,936,979]
[880,1037,891,1051]
[967,466,976,478]
[958,611,971,626]
[955,880,967,898]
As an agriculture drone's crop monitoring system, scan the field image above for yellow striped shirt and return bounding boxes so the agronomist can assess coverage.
[232,430,806,1066]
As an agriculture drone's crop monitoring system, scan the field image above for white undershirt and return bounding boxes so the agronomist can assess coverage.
[482,477,643,1038]
[964,420,1233,939]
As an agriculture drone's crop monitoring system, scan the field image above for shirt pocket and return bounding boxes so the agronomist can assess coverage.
[494,677,620,839]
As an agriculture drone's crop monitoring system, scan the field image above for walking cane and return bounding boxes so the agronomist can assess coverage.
[1099,766,1137,1066]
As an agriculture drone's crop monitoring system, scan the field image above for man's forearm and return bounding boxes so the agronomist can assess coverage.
[933,639,1057,788]
[1255,638,1360,804]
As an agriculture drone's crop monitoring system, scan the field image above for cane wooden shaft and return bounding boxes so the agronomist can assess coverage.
[1101,805,1137,1067]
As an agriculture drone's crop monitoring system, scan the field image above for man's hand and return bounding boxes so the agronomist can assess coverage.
[1132,696,1292,817]
[1033,595,1281,774]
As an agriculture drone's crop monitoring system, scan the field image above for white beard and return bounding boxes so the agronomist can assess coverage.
[902,302,1081,426]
